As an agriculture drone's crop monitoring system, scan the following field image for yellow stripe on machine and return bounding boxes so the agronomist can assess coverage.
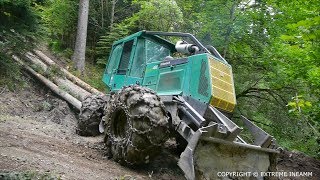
[209,57,236,112]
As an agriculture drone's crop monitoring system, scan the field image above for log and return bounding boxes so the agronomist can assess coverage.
[33,50,56,66]
[54,78,91,101]
[33,50,104,96]
[12,55,82,110]
[24,52,91,101]
[25,52,48,71]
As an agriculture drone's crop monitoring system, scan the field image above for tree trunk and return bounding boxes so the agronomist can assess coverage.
[101,0,104,29]
[72,0,90,73]
[24,52,92,101]
[33,50,103,96]
[54,78,91,101]
[110,0,117,29]
[12,55,82,110]
[25,52,48,71]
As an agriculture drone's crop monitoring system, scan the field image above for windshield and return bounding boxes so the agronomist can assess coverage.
[146,39,170,63]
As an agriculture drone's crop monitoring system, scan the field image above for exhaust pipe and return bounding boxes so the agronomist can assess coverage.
[175,40,199,54]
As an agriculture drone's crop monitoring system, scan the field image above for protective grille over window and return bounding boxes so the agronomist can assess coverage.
[198,60,209,96]
[118,40,134,74]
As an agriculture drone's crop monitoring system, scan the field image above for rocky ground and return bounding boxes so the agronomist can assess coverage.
[0,74,319,180]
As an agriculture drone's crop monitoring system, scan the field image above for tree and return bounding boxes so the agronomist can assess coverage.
[72,0,90,73]
[41,0,77,50]
[127,0,183,31]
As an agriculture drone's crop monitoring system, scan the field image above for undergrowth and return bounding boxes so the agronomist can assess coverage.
[0,53,23,90]
[0,0,38,90]
[68,61,107,93]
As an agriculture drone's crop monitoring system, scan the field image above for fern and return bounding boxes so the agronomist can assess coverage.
[96,23,131,65]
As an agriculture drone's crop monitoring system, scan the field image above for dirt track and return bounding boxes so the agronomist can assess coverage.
[0,77,183,180]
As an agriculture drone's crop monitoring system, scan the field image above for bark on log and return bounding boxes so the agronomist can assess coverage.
[12,55,82,110]
[25,52,48,71]
[33,50,56,66]
[54,78,91,101]
[24,52,91,101]
[33,50,103,96]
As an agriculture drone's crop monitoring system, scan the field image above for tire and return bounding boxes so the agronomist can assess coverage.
[104,85,169,165]
[77,94,108,136]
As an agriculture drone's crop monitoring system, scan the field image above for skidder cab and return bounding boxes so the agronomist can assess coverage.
[97,31,279,179]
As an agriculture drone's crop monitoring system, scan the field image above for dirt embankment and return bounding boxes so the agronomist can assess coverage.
[0,77,183,180]
[0,75,319,180]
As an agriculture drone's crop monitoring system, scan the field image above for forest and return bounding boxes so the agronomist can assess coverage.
[0,0,319,159]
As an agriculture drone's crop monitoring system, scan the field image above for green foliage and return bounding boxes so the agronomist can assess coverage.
[69,61,107,92]
[174,0,320,157]
[236,0,319,157]
[40,0,77,50]
[129,0,183,31]
[287,95,312,114]
[45,64,64,79]
[0,0,38,30]
[0,53,22,90]
[96,24,130,65]
[96,0,184,65]
[0,0,38,90]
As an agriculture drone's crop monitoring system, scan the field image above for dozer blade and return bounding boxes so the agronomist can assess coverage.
[178,115,278,180]
[193,137,278,180]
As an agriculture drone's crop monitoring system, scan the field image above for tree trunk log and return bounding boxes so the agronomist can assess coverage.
[54,78,91,101]
[33,50,56,66]
[33,50,104,96]
[12,55,82,110]
[24,52,92,101]
[72,0,90,72]
[25,52,48,71]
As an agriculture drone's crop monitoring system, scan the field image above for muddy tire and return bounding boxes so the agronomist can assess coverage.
[77,94,108,136]
[104,85,169,165]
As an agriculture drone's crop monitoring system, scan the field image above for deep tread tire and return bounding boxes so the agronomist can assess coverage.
[77,94,108,136]
[104,85,169,165]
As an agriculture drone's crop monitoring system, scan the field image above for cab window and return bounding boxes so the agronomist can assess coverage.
[106,44,122,74]
[146,39,170,63]
[117,40,134,74]
[130,39,145,77]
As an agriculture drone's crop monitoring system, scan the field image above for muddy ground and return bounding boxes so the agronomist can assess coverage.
[0,75,319,180]
[0,76,183,180]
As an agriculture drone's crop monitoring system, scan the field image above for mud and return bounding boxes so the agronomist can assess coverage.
[277,149,320,180]
[0,76,183,180]
[78,94,109,136]
[104,85,169,165]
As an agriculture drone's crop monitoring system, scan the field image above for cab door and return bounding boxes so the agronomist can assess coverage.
[112,39,135,90]
[102,43,122,88]
[126,38,146,86]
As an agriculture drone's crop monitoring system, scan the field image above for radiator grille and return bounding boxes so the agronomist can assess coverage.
[198,60,209,96]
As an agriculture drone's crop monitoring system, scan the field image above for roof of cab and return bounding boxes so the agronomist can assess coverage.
[112,30,176,51]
